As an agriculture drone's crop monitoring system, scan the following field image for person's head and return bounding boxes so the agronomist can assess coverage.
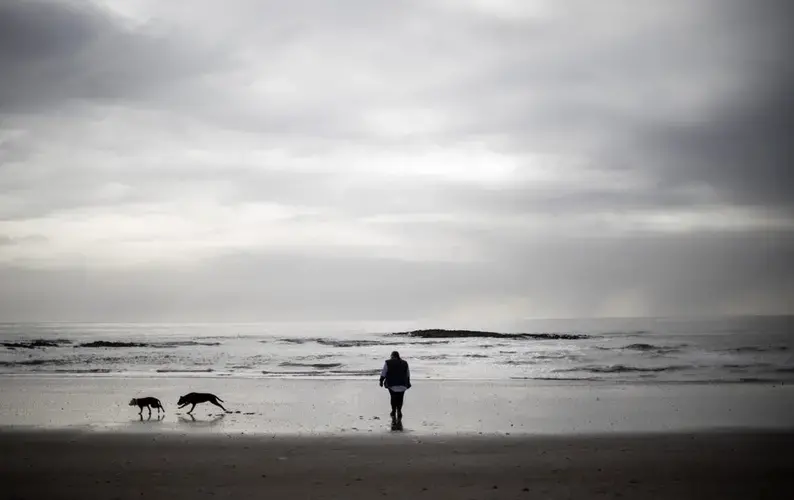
[391,351,400,359]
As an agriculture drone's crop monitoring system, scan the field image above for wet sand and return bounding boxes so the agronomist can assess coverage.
[2,430,792,499]
[2,375,793,434]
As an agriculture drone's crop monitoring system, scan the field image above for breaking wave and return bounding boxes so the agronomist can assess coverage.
[556,364,691,374]
[279,362,343,369]
[594,343,686,355]
[393,329,587,340]
[416,354,449,360]
[533,352,583,360]
[155,368,215,373]
[261,368,380,377]
[623,343,685,353]
[721,346,789,353]
[328,369,381,376]
[52,368,113,374]
[78,340,220,348]
[151,341,222,348]
[277,338,400,347]
[0,359,71,367]
[261,370,320,376]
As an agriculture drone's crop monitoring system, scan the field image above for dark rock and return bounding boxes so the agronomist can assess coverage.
[78,341,147,348]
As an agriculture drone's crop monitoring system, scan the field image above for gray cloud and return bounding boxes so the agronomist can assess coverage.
[642,76,794,210]
[1,0,792,321]
[0,0,229,112]
[414,0,794,213]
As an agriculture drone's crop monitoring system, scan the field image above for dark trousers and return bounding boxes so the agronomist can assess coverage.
[388,389,405,416]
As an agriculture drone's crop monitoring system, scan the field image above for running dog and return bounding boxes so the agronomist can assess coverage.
[129,397,164,416]
[177,392,228,414]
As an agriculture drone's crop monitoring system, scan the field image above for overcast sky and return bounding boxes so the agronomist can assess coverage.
[1,0,792,322]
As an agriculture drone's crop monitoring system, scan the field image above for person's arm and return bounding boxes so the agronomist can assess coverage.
[406,364,411,388]
[379,362,387,387]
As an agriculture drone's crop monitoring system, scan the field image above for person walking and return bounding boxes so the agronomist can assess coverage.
[379,351,411,426]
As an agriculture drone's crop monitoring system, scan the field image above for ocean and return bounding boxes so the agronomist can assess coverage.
[1,316,792,384]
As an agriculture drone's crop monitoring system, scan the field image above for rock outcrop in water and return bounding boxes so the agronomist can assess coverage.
[1,339,70,349]
[77,341,148,348]
[392,329,587,340]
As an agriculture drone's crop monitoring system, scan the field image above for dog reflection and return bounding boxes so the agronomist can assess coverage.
[177,412,226,427]
[134,413,165,423]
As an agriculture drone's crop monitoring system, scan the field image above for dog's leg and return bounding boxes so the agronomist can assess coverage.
[148,406,152,417]
[187,403,196,414]
[210,399,228,412]
[138,406,143,415]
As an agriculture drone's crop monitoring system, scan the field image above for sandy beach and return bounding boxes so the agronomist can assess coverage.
[2,430,792,499]
[2,375,792,498]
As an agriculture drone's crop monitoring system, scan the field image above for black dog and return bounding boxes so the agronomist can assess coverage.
[129,397,164,416]
[177,392,228,414]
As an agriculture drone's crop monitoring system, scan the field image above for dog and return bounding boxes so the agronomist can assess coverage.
[129,397,164,416]
[177,392,228,414]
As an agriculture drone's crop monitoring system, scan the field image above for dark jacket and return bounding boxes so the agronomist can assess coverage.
[383,358,410,387]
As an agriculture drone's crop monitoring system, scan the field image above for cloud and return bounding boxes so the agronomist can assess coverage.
[0,0,792,320]
[639,75,794,210]
[0,0,229,113]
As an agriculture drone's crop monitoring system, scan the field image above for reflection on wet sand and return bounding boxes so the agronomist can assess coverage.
[177,413,226,427]
[133,413,165,423]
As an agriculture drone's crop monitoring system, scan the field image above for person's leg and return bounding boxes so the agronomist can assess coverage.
[388,390,398,421]
[395,391,405,422]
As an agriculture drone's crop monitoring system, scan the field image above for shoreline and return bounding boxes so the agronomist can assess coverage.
[3,429,792,499]
[3,371,793,384]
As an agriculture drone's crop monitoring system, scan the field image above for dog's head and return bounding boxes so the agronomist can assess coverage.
[128,398,137,406]
[177,395,186,406]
